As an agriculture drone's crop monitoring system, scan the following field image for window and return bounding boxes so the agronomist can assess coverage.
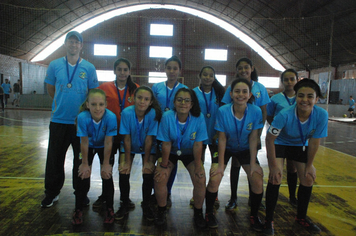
[148,72,167,83]
[96,70,115,82]
[204,49,228,61]
[149,46,173,58]
[150,24,173,36]
[94,44,117,56]
[258,77,280,88]
[215,74,226,86]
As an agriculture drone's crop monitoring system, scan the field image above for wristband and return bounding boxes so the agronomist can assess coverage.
[160,163,168,169]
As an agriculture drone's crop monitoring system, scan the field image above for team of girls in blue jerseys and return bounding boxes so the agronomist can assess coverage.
[72,56,327,234]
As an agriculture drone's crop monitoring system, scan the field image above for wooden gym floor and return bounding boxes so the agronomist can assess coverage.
[0,109,356,236]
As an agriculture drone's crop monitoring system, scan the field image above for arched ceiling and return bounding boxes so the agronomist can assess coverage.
[1,0,356,71]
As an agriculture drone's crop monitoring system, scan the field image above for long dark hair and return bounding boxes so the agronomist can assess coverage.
[114,58,138,95]
[173,88,201,117]
[134,86,162,121]
[230,78,255,104]
[235,57,258,82]
[198,65,225,106]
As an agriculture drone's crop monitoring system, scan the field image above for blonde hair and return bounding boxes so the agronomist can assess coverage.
[79,88,107,112]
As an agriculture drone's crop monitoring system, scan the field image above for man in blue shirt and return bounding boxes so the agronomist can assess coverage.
[1,78,12,107]
[41,31,99,208]
[348,96,355,118]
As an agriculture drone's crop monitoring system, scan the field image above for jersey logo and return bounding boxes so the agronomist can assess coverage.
[79,71,86,79]
[128,96,132,103]
[246,122,253,131]
[255,92,261,99]
[190,132,196,140]
[268,126,280,136]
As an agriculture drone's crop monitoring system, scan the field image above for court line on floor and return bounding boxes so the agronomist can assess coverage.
[0,115,50,125]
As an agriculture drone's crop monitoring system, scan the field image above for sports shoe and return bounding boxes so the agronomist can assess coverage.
[263,220,274,235]
[194,212,206,228]
[214,197,220,207]
[190,198,194,206]
[120,198,135,209]
[155,209,167,226]
[225,199,237,211]
[289,198,298,208]
[142,206,155,221]
[72,209,83,225]
[93,196,106,208]
[82,196,90,207]
[41,195,59,208]
[166,194,172,208]
[205,212,218,228]
[295,217,321,233]
[250,216,263,232]
[104,208,114,224]
[114,205,128,220]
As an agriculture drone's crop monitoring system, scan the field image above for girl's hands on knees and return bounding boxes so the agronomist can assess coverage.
[154,164,169,182]
[101,164,112,179]
[305,165,316,181]
[78,163,91,180]
[250,162,263,178]
[269,166,282,185]
[118,161,131,174]
[142,161,155,174]
[195,164,205,179]
[210,163,224,177]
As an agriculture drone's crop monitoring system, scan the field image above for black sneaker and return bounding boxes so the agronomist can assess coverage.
[93,196,106,208]
[41,195,59,208]
[263,220,274,235]
[114,205,128,220]
[166,194,172,209]
[72,209,83,225]
[295,217,321,233]
[120,198,135,209]
[104,208,114,224]
[289,198,298,208]
[82,196,90,207]
[205,212,218,228]
[225,199,237,211]
[194,212,206,228]
[143,206,155,221]
[250,216,263,232]
[154,209,167,226]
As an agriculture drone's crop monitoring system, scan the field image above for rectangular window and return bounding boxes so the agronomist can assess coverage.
[258,76,280,88]
[94,44,117,56]
[149,46,173,58]
[97,70,115,82]
[150,24,173,36]
[148,72,167,83]
[204,49,228,61]
[215,74,226,86]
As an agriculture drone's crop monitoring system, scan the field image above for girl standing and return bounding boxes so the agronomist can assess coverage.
[266,69,299,207]
[204,78,264,230]
[97,58,139,209]
[264,79,327,235]
[222,58,270,211]
[191,66,225,206]
[152,55,188,207]
[115,86,162,221]
[154,88,208,228]
[73,89,117,225]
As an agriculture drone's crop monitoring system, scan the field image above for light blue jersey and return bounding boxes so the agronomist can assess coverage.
[119,105,159,154]
[152,81,188,111]
[349,98,355,109]
[215,103,263,152]
[193,87,219,145]
[77,109,117,148]
[268,105,328,146]
[1,83,11,94]
[221,81,270,107]
[45,57,98,124]
[157,110,208,156]
[267,92,296,117]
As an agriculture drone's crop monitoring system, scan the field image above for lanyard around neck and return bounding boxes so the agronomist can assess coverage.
[135,112,145,151]
[91,117,103,145]
[296,108,313,151]
[175,113,190,152]
[283,92,295,106]
[165,81,178,110]
[116,81,128,113]
[201,86,213,117]
[232,105,247,149]
[65,56,80,87]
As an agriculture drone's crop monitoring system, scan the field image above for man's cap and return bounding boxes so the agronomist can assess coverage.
[65,31,83,43]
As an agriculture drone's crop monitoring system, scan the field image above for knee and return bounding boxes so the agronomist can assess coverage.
[207,176,222,191]
[301,175,314,187]
[194,176,206,188]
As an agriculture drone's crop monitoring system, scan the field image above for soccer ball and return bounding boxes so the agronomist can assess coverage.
[343,114,348,118]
